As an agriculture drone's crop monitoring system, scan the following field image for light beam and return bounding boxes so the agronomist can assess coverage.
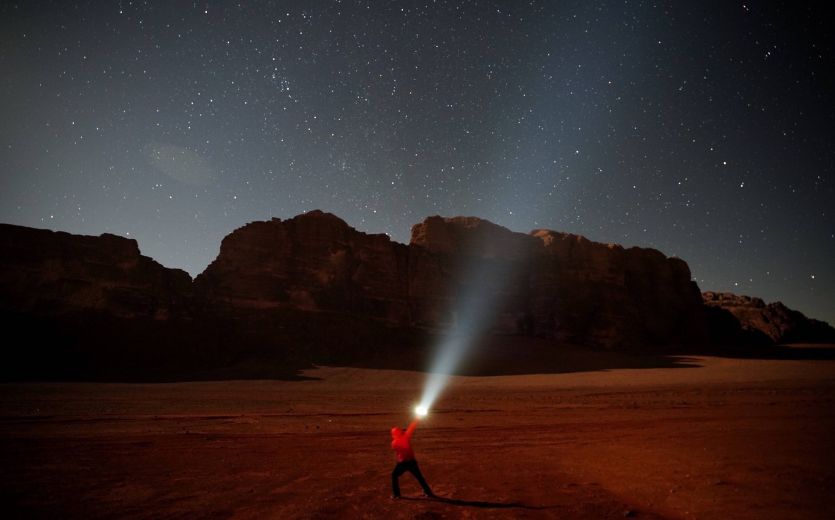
[417,253,513,413]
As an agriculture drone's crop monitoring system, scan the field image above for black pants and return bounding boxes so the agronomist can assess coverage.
[391,459,432,497]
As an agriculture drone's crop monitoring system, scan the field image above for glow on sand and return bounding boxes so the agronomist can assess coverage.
[417,256,512,415]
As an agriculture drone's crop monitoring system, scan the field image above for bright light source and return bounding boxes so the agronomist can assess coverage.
[415,405,428,417]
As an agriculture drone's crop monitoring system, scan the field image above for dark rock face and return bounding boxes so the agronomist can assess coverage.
[196,214,706,351]
[0,224,200,380]
[528,230,706,350]
[194,211,410,323]
[0,224,191,319]
[703,291,835,344]
[407,216,540,331]
[410,215,539,260]
[2,211,832,380]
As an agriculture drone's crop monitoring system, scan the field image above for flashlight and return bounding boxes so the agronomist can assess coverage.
[415,405,428,417]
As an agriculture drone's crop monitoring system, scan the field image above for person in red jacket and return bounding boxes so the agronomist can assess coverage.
[390,417,434,499]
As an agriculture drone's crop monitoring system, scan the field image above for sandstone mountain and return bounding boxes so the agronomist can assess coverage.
[193,211,706,350]
[1,212,831,380]
[0,224,191,319]
[703,291,835,345]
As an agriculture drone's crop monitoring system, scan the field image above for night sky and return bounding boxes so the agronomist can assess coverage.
[1,1,833,324]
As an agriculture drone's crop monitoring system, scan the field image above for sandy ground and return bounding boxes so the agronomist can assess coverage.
[1,347,834,519]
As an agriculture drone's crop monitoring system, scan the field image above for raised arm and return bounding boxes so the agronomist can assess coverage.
[405,418,419,438]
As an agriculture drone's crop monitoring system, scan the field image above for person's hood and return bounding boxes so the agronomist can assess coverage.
[391,426,402,438]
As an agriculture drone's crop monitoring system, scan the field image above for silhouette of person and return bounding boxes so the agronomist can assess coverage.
[390,417,434,499]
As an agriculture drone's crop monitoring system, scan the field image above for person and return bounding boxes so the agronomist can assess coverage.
[390,416,434,499]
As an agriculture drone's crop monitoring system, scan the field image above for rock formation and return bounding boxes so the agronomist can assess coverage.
[703,291,835,344]
[1,211,832,380]
[528,230,706,350]
[193,212,706,351]
[0,224,192,319]
[0,224,200,380]
[194,211,410,323]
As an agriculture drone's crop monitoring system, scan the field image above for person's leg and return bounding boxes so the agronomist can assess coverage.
[407,460,434,496]
[391,462,407,497]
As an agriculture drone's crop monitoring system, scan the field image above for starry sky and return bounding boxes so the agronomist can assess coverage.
[1,1,833,325]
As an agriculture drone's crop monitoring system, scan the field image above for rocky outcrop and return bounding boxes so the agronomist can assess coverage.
[410,216,539,260]
[194,211,411,323]
[2,211,832,380]
[407,216,540,331]
[703,291,835,344]
[528,230,706,350]
[0,224,202,381]
[194,213,706,351]
[0,223,191,319]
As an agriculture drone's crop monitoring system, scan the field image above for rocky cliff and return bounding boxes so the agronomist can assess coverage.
[703,291,835,344]
[0,224,204,380]
[192,212,706,351]
[528,230,706,349]
[1,212,832,380]
[0,223,191,319]
[194,211,410,323]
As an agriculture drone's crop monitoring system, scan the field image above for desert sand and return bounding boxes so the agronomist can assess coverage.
[2,346,834,519]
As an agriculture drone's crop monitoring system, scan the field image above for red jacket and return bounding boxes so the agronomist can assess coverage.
[390,419,419,462]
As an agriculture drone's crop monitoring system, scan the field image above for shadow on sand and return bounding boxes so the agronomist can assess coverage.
[338,337,835,378]
[710,343,835,361]
[400,495,553,510]
[337,335,706,377]
[5,306,833,382]
[72,341,835,383]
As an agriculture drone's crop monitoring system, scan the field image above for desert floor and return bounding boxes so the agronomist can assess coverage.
[2,346,834,519]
